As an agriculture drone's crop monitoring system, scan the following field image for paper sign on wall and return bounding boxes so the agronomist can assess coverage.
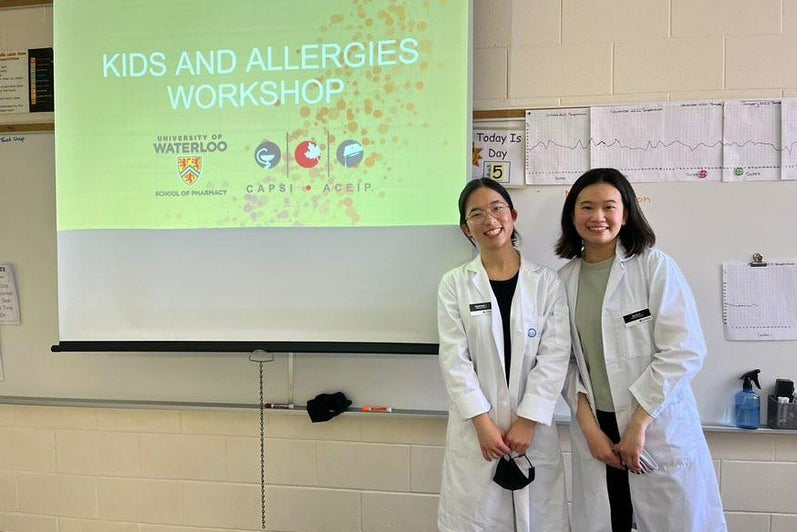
[722,262,797,341]
[0,264,20,325]
[472,127,525,187]
[0,50,28,114]
[0,48,53,115]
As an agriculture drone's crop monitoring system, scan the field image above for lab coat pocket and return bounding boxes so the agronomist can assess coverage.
[613,307,654,363]
[569,418,595,462]
[522,317,542,356]
[644,398,699,469]
[518,317,543,381]
[462,309,495,364]
[526,421,560,466]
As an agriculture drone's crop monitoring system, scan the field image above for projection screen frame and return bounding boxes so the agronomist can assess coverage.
[51,341,439,355]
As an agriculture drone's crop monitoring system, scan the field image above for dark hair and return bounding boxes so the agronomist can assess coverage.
[458,178,519,247]
[555,168,655,259]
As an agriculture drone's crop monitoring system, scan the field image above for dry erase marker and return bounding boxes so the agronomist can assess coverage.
[361,406,392,413]
[264,403,294,409]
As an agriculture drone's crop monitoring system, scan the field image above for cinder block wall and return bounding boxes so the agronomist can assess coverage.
[474,0,797,108]
[0,405,447,532]
[1,1,797,531]
[1,405,796,531]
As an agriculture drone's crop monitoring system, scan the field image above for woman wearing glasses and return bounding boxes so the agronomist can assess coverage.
[437,178,571,532]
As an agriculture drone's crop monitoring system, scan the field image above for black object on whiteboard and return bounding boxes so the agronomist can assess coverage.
[750,253,768,267]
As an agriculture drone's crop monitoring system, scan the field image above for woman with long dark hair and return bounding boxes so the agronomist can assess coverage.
[437,178,571,532]
[556,168,726,532]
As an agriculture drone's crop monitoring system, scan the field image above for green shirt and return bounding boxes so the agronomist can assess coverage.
[575,256,615,412]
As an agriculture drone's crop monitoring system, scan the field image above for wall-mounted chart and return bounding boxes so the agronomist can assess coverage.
[781,99,797,181]
[723,100,781,182]
[722,261,797,341]
[524,108,590,185]
[524,99,793,184]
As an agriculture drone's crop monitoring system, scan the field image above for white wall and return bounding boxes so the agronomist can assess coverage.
[1,1,796,531]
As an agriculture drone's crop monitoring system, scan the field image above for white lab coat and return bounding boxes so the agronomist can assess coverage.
[437,254,571,532]
[560,246,727,532]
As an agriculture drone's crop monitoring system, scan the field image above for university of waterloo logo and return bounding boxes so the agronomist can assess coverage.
[177,156,203,186]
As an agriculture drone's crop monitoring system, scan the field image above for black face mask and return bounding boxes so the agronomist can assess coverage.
[493,455,535,491]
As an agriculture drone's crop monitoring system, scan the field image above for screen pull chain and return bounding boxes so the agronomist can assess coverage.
[250,350,275,530]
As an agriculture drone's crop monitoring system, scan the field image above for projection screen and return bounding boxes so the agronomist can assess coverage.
[53,0,472,353]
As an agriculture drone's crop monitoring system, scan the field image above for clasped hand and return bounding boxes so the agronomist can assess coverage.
[612,423,647,474]
[472,413,537,461]
[584,420,647,473]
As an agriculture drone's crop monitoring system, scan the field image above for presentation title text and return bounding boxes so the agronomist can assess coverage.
[101,38,421,110]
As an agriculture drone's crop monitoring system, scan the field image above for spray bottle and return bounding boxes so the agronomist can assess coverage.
[735,369,761,429]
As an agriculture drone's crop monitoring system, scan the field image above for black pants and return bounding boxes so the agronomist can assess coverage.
[595,409,633,532]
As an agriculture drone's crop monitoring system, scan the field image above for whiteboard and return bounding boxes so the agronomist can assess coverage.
[509,181,797,426]
[2,130,797,423]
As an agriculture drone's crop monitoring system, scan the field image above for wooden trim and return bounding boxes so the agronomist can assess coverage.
[0,0,52,8]
[473,109,527,120]
[6,113,518,129]
[0,112,526,130]
[0,122,54,132]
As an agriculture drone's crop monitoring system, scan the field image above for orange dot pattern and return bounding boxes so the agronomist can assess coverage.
[239,0,449,226]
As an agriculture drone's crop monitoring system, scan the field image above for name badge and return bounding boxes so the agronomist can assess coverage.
[623,308,652,327]
[469,302,492,316]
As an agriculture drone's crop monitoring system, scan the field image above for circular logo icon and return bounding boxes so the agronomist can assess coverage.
[295,140,322,168]
[336,140,364,168]
[254,141,281,169]
[527,328,537,338]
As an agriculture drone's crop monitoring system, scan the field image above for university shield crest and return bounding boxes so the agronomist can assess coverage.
[177,156,202,186]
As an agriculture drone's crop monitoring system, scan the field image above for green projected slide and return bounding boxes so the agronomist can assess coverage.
[54,0,470,230]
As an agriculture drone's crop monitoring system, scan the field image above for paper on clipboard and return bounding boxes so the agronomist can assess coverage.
[722,262,797,340]
[0,264,20,325]
[0,263,15,381]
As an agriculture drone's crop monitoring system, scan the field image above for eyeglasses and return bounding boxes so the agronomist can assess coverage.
[465,203,510,225]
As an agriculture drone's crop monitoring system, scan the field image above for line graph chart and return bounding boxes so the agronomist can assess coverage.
[591,104,666,182]
[591,102,724,182]
[522,99,793,185]
[525,108,590,185]
[783,99,797,181]
[723,100,781,182]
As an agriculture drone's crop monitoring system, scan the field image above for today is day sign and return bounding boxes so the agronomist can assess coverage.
[472,126,525,187]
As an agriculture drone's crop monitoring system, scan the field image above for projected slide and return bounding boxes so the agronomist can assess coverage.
[53,0,471,348]
[55,0,469,229]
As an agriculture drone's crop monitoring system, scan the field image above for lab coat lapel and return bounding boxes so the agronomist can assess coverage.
[563,260,581,317]
[507,264,526,397]
[563,259,582,346]
[562,258,600,407]
[466,256,489,300]
[467,257,505,375]
[603,244,630,304]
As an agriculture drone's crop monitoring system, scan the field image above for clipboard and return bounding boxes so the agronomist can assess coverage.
[750,252,767,267]
[722,252,797,341]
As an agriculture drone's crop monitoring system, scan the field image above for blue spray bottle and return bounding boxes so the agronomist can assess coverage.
[735,369,761,429]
